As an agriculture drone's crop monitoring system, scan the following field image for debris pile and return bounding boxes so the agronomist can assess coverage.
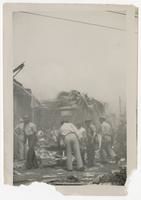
[111,166,126,185]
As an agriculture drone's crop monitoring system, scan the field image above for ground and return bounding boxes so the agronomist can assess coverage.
[13,160,126,186]
[14,135,126,186]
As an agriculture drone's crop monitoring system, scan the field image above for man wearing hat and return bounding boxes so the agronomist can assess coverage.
[85,118,97,167]
[14,118,25,160]
[23,115,38,169]
[99,116,116,163]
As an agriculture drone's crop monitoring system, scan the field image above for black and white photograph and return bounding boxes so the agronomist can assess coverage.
[10,4,138,187]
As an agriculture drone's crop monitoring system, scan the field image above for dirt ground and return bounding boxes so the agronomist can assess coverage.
[13,160,126,186]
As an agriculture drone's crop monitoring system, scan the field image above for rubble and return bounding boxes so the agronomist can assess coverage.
[13,163,127,186]
[13,110,127,186]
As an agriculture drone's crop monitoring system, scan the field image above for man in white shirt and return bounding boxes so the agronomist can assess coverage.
[99,116,116,163]
[60,120,83,171]
[85,119,97,167]
[14,118,25,161]
[23,115,38,169]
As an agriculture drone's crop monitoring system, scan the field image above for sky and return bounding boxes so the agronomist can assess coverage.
[13,8,136,114]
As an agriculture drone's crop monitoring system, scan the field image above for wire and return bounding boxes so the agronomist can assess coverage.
[19,11,125,32]
[107,10,126,16]
[107,10,138,18]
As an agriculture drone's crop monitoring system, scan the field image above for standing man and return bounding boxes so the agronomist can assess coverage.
[76,122,87,164]
[60,120,83,171]
[23,115,38,169]
[99,116,116,163]
[14,118,25,161]
[85,119,97,167]
[115,117,127,161]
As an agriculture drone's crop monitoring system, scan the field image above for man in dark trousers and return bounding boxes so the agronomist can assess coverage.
[23,115,38,169]
[85,119,97,167]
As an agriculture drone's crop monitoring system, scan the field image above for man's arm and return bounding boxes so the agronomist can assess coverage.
[70,123,78,133]
[70,123,80,140]
[96,126,103,150]
[58,129,65,153]
[32,123,37,133]
[90,124,96,140]
[97,134,102,149]
[31,123,38,144]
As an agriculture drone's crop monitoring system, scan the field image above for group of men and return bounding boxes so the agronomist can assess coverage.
[14,115,117,171]
[14,115,38,169]
[59,116,117,171]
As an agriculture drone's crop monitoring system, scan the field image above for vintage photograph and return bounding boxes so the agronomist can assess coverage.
[12,5,138,186]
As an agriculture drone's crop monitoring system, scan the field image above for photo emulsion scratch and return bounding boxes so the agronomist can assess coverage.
[3,4,138,195]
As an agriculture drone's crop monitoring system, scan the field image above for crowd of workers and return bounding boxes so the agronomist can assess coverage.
[14,115,125,171]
